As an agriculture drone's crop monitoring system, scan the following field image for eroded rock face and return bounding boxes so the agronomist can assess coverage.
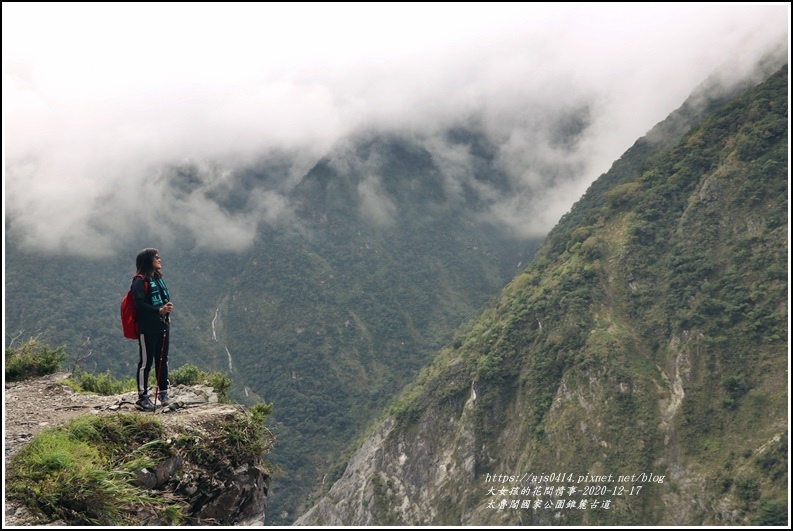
[193,463,269,524]
[4,374,270,526]
[295,378,481,527]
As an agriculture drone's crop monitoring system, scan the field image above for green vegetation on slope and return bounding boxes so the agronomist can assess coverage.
[382,65,787,526]
[217,136,537,521]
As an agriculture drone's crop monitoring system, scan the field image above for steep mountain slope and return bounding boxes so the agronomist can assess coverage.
[296,65,788,526]
[211,135,538,521]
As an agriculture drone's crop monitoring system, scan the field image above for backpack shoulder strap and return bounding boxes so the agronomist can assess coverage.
[131,273,148,292]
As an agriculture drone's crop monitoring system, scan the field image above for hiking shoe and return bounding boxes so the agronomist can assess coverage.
[157,391,170,406]
[136,395,156,411]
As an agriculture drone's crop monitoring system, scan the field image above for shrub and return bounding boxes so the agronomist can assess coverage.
[173,401,275,467]
[605,181,642,208]
[69,369,136,396]
[170,364,233,402]
[5,339,67,382]
[169,364,202,386]
[207,371,233,402]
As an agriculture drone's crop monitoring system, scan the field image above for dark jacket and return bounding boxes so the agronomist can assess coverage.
[132,275,170,333]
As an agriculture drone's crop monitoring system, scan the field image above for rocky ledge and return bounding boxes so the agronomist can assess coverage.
[4,373,269,526]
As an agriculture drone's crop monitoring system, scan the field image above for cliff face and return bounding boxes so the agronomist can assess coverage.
[296,66,788,527]
[4,373,270,526]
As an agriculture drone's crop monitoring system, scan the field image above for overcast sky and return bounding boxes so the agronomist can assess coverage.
[3,3,790,256]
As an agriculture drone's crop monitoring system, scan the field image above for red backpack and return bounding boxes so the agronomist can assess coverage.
[121,274,147,339]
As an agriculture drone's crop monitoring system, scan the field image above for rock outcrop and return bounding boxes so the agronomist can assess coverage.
[4,373,270,526]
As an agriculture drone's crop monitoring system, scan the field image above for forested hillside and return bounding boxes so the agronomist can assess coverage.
[297,65,789,527]
[5,132,537,523]
[213,135,539,520]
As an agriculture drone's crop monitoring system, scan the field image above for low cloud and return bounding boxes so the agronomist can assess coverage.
[358,174,397,228]
[4,3,789,254]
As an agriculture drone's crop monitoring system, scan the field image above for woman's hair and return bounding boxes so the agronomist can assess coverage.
[135,248,163,279]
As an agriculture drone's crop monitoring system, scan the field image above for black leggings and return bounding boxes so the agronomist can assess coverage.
[136,327,169,396]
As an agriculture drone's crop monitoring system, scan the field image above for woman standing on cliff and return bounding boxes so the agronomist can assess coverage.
[131,248,174,411]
